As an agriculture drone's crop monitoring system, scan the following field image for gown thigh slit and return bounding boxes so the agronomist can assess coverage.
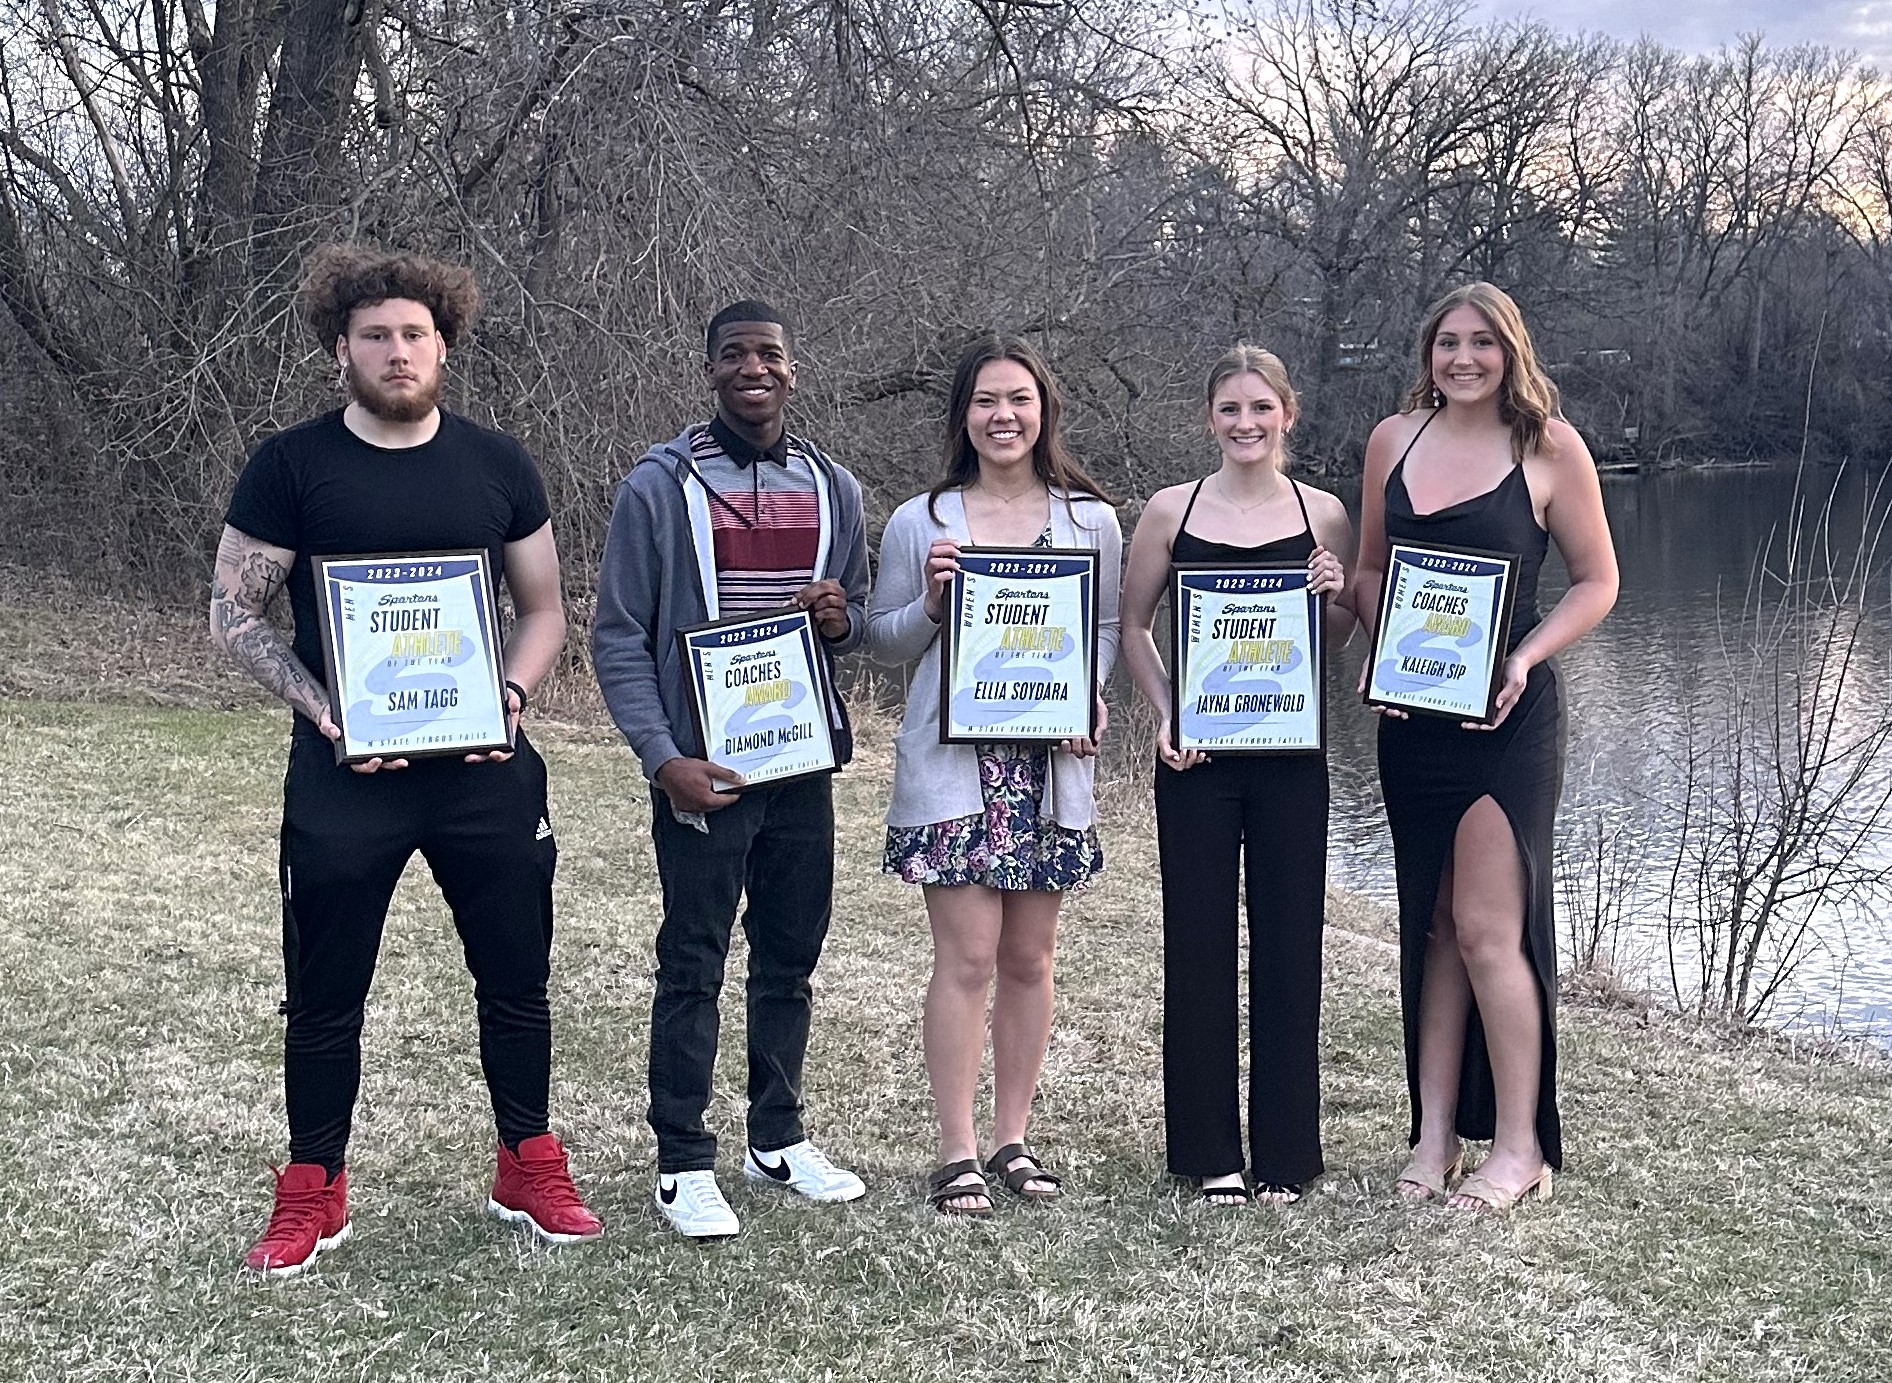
[1377,444,1566,1172]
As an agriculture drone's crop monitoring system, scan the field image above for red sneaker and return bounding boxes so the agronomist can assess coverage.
[489,1134,603,1244]
[243,1163,350,1276]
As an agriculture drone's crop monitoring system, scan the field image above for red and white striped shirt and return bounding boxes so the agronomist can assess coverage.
[692,422,820,615]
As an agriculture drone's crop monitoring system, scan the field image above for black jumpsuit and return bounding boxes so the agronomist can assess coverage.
[1157,479,1328,1187]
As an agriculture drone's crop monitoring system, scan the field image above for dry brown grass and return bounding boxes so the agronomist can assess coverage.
[2,694,1890,1382]
[0,563,612,723]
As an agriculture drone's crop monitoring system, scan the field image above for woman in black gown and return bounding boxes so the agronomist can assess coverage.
[1122,345,1354,1204]
[1355,285,1617,1211]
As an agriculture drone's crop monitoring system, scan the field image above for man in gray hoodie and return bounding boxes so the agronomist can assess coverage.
[593,301,871,1237]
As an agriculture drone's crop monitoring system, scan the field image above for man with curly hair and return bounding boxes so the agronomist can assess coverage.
[210,243,602,1275]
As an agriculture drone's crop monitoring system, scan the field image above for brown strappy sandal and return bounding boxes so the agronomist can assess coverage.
[984,1143,1062,1204]
[1450,1164,1553,1213]
[926,1159,993,1218]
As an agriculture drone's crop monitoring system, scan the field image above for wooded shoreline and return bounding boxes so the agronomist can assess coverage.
[7,3,1892,598]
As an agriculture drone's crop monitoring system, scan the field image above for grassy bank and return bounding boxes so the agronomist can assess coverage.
[2,696,1889,1382]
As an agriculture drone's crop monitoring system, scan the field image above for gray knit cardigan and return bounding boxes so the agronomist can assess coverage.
[864,487,1122,831]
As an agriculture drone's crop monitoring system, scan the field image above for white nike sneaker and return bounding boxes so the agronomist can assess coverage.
[743,1140,867,1202]
[654,1170,741,1238]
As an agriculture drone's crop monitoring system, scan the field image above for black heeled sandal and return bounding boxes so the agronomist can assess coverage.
[1198,1178,1253,1206]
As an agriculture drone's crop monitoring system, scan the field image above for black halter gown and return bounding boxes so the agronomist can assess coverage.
[1376,422,1565,1170]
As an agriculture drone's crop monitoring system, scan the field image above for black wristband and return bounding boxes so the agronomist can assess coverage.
[504,679,529,712]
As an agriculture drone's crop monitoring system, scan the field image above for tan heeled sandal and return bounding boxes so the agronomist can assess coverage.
[1450,1165,1553,1212]
[1395,1151,1465,1201]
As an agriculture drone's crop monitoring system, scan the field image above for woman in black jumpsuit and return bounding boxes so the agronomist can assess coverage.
[1122,345,1355,1204]
[1357,284,1618,1212]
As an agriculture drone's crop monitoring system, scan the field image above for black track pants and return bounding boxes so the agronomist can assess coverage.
[276,733,559,1171]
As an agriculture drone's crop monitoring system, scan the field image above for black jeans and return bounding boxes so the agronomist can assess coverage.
[1155,753,1328,1186]
[646,774,835,1173]
[278,733,559,1172]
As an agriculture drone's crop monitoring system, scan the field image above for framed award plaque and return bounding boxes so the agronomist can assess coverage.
[1170,563,1325,754]
[312,551,512,764]
[939,546,1100,744]
[1363,540,1520,724]
[677,608,840,791]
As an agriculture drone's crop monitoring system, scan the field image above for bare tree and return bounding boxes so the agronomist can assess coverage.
[1,0,1889,586]
[1659,476,1892,1021]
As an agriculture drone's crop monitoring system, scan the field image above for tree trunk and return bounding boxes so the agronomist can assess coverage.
[186,0,288,326]
[522,128,567,333]
[251,0,376,289]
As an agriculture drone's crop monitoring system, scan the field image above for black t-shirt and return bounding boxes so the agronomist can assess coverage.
[224,409,551,724]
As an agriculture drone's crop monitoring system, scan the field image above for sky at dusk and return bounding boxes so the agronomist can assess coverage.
[1469,0,1892,69]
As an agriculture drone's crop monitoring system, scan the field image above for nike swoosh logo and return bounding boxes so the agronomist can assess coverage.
[659,1180,680,1204]
[752,1152,793,1183]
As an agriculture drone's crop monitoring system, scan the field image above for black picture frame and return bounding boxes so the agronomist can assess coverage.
[1169,562,1326,755]
[1362,539,1520,724]
[312,549,512,764]
[676,607,841,790]
[938,546,1101,745]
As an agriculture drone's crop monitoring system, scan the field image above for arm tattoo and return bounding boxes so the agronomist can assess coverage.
[209,532,331,723]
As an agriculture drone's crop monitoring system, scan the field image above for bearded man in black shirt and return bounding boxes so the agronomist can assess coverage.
[210,244,601,1275]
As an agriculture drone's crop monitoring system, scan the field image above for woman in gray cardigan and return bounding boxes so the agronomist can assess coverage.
[866,335,1122,1217]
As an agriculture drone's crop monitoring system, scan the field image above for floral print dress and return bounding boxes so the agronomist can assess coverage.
[882,529,1104,892]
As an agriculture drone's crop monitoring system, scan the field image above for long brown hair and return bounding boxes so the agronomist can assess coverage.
[927,334,1116,522]
[1402,282,1560,461]
[1205,343,1299,472]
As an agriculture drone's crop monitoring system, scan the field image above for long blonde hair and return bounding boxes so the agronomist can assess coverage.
[1403,282,1559,460]
[1205,344,1299,472]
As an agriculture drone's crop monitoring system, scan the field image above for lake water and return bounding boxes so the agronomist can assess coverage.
[1321,464,1892,1040]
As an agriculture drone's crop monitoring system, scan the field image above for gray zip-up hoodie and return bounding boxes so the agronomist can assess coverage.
[592,424,870,782]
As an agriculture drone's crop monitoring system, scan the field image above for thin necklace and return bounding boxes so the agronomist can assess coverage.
[973,478,1044,504]
[1215,471,1285,515]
